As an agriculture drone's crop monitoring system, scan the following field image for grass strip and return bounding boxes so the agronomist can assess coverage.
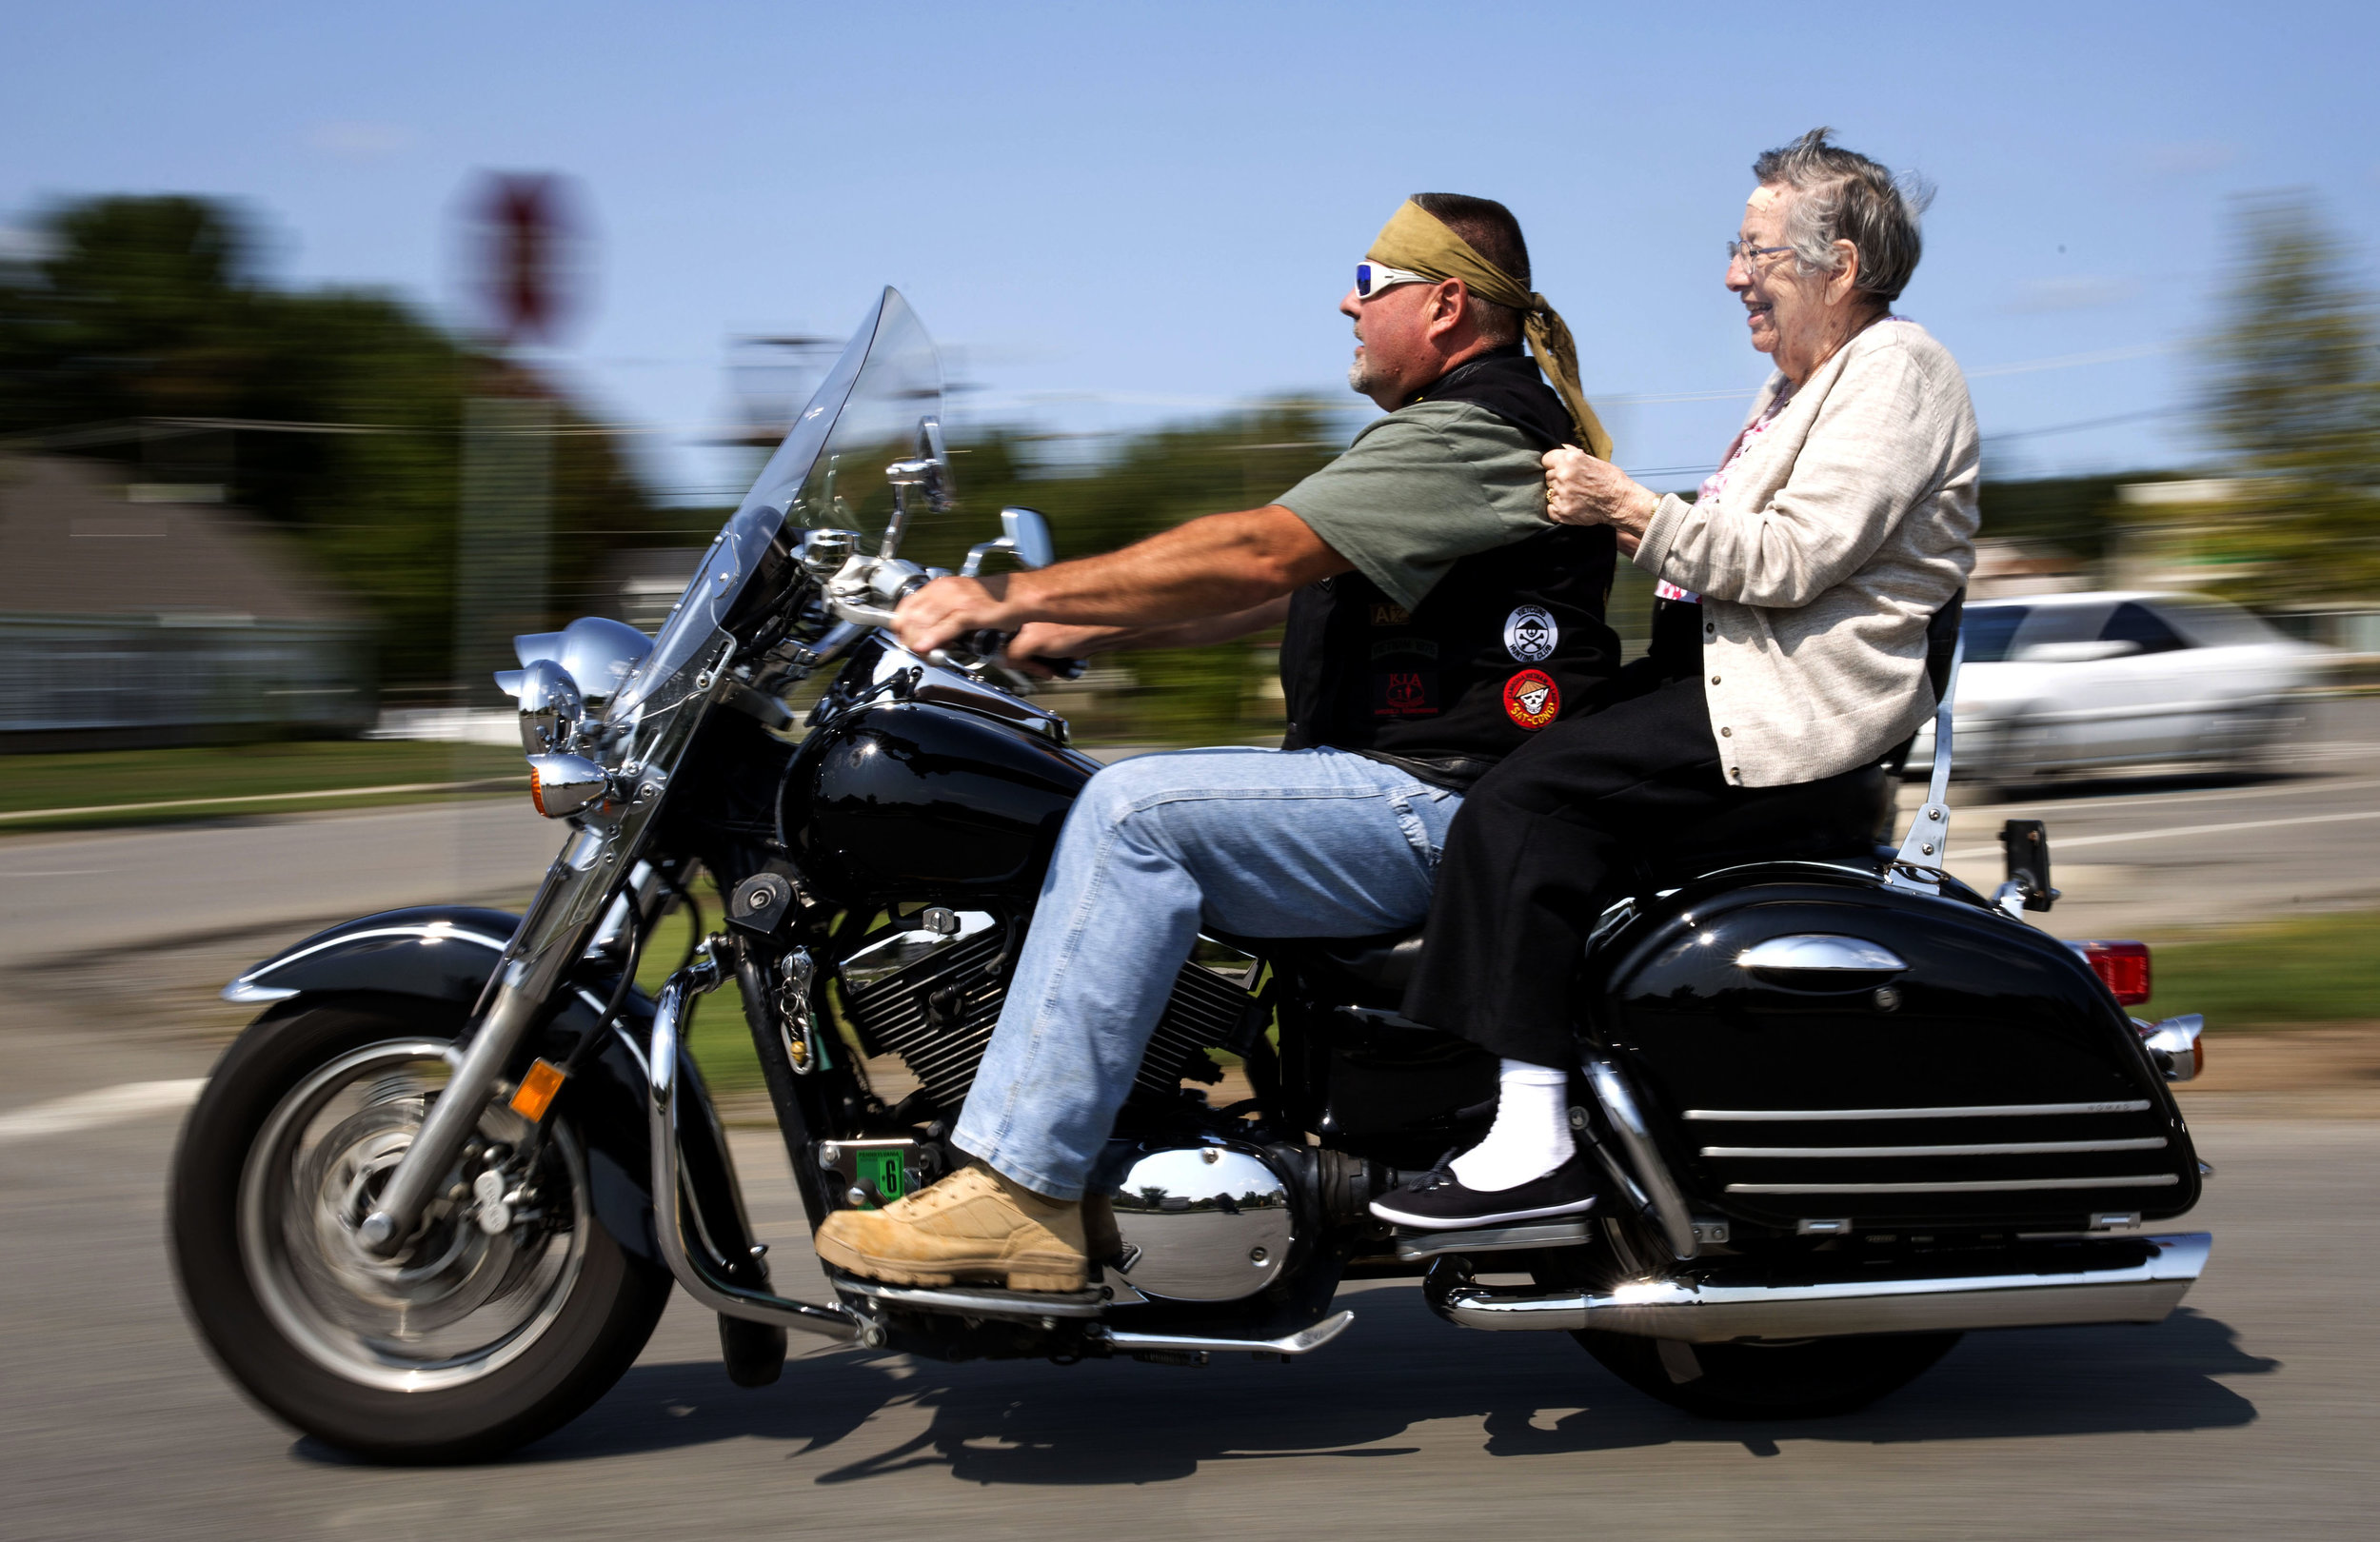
[633,880,766,1097]
[1,741,530,833]
[2142,909,2380,1028]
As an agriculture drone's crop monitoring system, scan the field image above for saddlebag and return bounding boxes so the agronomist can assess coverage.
[1586,869,2202,1235]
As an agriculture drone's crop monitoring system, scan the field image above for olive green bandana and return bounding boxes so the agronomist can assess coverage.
[1366,200,1613,461]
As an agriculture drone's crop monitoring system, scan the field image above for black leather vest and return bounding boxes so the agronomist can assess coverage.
[1278,348,1620,791]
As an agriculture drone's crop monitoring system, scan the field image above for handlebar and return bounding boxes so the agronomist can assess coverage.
[954,629,1088,682]
[822,595,1086,682]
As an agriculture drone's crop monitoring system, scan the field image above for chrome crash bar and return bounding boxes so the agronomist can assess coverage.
[648,956,871,1345]
[1426,1231,2210,1342]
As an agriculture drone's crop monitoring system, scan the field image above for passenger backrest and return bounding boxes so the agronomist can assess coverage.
[1925,590,1966,712]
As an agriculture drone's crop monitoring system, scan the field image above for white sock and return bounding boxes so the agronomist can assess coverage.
[1449,1059,1576,1193]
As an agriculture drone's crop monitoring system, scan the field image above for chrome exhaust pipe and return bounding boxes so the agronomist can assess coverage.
[1426,1232,2211,1342]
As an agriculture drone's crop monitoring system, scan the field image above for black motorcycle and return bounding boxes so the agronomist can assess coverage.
[169,290,2212,1461]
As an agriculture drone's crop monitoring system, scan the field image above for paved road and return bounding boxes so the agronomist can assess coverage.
[1914,696,2380,938]
[0,1005,2369,1540]
[3,701,2376,1536]
[0,798,564,971]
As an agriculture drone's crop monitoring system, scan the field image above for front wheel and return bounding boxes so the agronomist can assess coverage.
[1574,1328,1961,1419]
[169,996,672,1462]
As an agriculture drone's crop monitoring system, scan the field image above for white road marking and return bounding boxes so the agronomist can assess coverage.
[1948,807,2380,862]
[0,1078,206,1145]
[0,780,514,823]
[1973,774,2380,821]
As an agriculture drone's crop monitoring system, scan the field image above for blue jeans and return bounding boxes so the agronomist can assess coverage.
[949,746,1461,1200]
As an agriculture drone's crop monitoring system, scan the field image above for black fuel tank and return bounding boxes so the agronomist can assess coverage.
[780,700,1100,901]
[1593,869,2200,1230]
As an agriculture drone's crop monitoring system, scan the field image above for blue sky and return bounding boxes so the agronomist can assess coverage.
[6,1,2376,501]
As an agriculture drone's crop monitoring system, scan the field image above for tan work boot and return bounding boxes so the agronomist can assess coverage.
[812,1162,1089,1292]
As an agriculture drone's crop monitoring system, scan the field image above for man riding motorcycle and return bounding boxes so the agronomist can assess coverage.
[813,192,1619,1292]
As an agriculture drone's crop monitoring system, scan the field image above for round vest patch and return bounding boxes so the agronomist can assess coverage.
[1502,668,1559,730]
[1503,603,1557,662]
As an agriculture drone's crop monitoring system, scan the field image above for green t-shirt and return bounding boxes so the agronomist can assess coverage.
[1275,401,1552,611]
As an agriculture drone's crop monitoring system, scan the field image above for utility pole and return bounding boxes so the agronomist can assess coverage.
[455,171,584,716]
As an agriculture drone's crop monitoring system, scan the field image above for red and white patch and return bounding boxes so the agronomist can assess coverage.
[1502,668,1558,730]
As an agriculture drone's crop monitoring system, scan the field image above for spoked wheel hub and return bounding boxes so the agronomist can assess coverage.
[238,1039,588,1393]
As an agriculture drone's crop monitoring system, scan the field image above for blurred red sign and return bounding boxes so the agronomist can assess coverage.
[467,172,584,346]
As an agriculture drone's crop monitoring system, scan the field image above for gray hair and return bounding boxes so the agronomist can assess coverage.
[1752,128,1934,306]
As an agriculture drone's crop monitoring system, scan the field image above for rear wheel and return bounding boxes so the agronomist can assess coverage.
[1572,1328,1961,1419]
[169,996,671,1462]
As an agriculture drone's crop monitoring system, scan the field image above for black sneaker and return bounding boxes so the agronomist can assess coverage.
[1367,1154,1598,1230]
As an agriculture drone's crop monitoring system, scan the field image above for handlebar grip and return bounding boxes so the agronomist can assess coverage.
[957,629,1086,681]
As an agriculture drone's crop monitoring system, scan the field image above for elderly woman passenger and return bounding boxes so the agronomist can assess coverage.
[1373,128,1981,1230]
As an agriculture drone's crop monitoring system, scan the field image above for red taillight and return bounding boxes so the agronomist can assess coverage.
[2075,939,2152,1005]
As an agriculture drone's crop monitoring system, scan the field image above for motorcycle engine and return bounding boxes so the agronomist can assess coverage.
[836,910,1347,1304]
[836,908,1258,1117]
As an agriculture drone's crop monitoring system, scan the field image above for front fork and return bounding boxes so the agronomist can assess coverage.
[359,851,611,1252]
[357,631,734,1255]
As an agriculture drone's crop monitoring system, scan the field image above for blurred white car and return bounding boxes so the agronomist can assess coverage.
[1907,591,2327,785]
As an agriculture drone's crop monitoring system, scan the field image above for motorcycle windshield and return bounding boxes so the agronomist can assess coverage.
[612,287,942,718]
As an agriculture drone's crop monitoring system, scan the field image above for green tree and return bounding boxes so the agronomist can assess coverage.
[2194,194,2380,604]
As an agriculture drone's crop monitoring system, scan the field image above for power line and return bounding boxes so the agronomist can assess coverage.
[1981,405,2191,443]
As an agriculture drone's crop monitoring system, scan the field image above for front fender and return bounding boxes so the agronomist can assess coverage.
[225,905,524,1007]
[222,905,684,1264]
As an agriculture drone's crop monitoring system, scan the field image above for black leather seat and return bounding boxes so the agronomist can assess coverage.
[1311,771,1890,996]
[1636,760,1895,888]
[1311,929,1427,996]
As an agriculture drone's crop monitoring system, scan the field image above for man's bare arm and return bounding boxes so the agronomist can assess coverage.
[1004,596,1292,673]
[893,505,1346,657]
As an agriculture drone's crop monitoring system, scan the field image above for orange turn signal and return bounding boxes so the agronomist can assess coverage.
[509,1058,567,1122]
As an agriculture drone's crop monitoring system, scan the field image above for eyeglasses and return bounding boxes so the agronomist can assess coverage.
[1355,260,1434,299]
[1726,238,1795,267]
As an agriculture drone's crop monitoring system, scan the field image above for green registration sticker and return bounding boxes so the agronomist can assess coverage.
[854,1148,906,1206]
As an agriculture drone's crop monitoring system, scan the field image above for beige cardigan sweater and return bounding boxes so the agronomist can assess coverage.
[1635,320,1979,787]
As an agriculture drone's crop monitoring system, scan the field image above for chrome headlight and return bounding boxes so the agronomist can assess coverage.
[511,658,585,755]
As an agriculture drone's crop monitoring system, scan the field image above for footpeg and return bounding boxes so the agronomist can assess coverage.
[1393,1219,1594,1262]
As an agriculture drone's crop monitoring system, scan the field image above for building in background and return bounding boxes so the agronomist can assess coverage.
[0,456,372,750]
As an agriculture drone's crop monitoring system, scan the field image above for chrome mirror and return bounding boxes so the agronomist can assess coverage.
[1001,506,1055,569]
[511,658,585,755]
[919,417,955,512]
[961,506,1059,578]
[877,416,956,561]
